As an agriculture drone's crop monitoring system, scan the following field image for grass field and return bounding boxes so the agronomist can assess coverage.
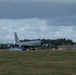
[0,50,76,75]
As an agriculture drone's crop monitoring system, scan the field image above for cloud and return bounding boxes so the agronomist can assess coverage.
[0,1,76,43]
[0,18,47,42]
[0,2,76,19]
[45,15,76,26]
[0,1,76,26]
[0,0,76,2]
[0,19,76,43]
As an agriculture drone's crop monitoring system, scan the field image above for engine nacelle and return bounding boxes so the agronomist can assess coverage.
[42,44,51,48]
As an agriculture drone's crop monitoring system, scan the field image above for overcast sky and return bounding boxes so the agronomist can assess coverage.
[0,0,76,43]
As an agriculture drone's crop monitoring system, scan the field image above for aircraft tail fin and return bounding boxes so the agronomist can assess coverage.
[14,32,19,44]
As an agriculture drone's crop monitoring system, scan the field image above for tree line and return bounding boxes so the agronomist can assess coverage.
[20,38,74,49]
[0,38,75,49]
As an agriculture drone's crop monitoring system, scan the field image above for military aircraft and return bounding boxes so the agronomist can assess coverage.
[13,32,43,50]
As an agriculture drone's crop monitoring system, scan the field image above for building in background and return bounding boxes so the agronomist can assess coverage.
[58,45,76,50]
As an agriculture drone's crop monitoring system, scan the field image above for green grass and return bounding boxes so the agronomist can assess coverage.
[0,50,76,75]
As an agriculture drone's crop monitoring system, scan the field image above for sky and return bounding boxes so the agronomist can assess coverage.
[0,0,76,43]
